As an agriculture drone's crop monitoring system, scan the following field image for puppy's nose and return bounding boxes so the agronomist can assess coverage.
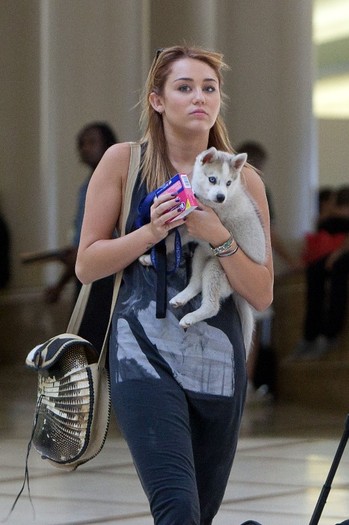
[216,194,225,203]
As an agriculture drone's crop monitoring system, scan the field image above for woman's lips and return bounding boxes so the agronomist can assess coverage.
[190,109,208,115]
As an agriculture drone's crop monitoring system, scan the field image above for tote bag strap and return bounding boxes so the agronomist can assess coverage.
[66,142,141,365]
[98,141,141,368]
[67,282,92,334]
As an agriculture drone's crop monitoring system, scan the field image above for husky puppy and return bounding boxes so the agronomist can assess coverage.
[169,147,267,353]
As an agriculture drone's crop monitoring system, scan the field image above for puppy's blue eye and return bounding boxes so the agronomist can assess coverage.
[208,177,216,184]
[226,181,232,187]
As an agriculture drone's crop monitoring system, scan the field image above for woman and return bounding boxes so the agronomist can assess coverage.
[76,46,273,525]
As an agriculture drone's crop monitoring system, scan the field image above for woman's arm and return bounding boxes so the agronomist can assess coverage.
[184,166,274,312]
[76,142,186,284]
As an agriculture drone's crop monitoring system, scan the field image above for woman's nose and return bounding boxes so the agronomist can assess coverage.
[193,89,205,103]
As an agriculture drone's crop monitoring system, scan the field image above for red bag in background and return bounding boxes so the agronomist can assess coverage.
[302,230,346,264]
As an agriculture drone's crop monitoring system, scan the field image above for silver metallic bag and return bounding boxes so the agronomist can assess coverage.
[25,142,141,472]
[25,334,110,471]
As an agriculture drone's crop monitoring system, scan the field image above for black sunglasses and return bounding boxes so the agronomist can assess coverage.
[155,48,165,61]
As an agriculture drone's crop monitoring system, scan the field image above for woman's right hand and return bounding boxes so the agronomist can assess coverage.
[147,192,186,242]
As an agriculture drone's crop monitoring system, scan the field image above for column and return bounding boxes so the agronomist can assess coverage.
[216,0,317,242]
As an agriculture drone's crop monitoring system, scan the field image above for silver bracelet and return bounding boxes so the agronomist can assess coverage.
[210,233,234,256]
[217,244,239,257]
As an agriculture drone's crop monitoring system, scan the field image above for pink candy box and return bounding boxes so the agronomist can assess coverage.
[155,174,198,221]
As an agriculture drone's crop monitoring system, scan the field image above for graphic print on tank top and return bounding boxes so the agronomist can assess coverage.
[110,174,245,398]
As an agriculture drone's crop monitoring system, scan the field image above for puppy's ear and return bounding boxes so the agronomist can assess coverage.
[201,147,217,165]
[231,153,247,172]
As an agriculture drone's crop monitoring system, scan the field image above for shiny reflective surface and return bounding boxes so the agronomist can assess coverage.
[1,294,349,525]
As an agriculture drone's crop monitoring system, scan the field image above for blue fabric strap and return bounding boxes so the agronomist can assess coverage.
[137,191,183,274]
[150,229,182,274]
[154,240,167,318]
[136,191,157,228]
[136,190,183,318]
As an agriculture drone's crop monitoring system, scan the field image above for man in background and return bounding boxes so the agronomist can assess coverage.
[236,141,303,399]
[44,122,118,303]
[236,141,303,271]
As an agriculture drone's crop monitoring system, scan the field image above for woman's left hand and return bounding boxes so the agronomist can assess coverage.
[184,202,229,246]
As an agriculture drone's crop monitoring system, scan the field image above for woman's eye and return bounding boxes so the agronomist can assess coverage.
[178,85,191,92]
[208,177,217,185]
[204,85,216,93]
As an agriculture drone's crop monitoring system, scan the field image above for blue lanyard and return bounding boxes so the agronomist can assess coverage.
[136,190,183,318]
[136,191,183,275]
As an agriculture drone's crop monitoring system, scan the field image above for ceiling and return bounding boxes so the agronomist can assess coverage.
[313,0,349,118]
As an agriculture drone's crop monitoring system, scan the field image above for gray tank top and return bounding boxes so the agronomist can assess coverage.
[111,173,245,398]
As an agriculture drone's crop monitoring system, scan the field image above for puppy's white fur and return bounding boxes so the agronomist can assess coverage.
[169,147,266,354]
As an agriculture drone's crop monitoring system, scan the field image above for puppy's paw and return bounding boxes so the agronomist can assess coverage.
[139,254,152,266]
[169,292,189,308]
[179,313,196,329]
[169,296,184,308]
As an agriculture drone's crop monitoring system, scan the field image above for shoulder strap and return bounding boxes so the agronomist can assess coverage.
[66,282,92,334]
[67,142,141,366]
[120,142,141,235]
[98,142,141,367]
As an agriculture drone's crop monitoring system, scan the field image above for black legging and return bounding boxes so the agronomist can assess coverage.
[304,252,349,341]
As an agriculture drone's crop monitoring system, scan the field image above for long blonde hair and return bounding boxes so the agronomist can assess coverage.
[140,45,233,191]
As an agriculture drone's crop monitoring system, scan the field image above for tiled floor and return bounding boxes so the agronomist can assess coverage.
[1,294,349,525]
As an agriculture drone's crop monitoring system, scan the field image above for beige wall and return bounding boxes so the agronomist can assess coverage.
[1,1,42,288]
[2,0,347,294]
[318,119,349,188]
[1,0,148,291]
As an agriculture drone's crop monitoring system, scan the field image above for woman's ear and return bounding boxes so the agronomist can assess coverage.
[149,92,164,114]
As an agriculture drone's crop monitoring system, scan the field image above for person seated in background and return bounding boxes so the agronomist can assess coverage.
[44,121,118,304]
[294,185,349,359]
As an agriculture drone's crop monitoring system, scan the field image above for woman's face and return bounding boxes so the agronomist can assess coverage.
[151,57,221,137]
